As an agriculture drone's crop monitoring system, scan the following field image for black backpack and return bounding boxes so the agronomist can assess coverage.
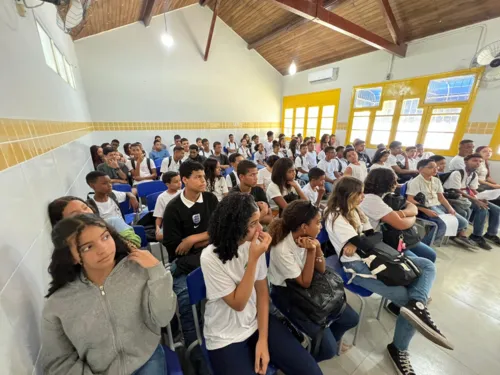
[438,169,465,185]
[438,169,473,200]
[131,158,153,174]
[381,193,421,249]
[229,171,237,187]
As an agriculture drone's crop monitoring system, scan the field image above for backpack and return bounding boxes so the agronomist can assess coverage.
[86,192,124,219]
[438,169,473,200]
[131,157,153,174]
[438,169,465,185]
[229,171,237,187]
[381,193,421,249]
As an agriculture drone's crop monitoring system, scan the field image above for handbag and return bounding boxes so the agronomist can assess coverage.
[382,193,422,249]
[284,267,346,326]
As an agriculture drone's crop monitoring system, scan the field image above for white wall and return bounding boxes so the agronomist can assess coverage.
[0,1,92,374]
[75,5,283,122]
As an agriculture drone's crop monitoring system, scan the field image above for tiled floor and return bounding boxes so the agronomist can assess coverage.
[317,242,500,375]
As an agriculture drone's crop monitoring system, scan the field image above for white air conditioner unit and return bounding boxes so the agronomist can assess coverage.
[308,67,338,84]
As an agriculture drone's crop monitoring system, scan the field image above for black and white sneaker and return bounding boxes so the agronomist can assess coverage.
[385,302,401,317]
[387,343,416,375]
[400,300,454,350]
[469,234,493,250]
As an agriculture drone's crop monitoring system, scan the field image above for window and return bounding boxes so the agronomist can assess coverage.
[350,111,370,143]
[307,106,319,138]
[370,100,395,146]
[320,105,335,137]
[489,115,500,161]
[425,74,475,103]
[284,108,293,137]
[36,22,57,73]
[395,98,423,146]
[354,87,382,108]
[294,107,305,136]
[64,57,76,89]
[53,44,68,82]
[423,108,462,149]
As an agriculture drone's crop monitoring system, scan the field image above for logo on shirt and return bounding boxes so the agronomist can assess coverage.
[192,214,201,225]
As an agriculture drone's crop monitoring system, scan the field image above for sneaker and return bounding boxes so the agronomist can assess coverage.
[469,234,493,250]
[450,236,477,250]
[385,302,401,317]
[484,233,500,246]
[387,343,416,375]
[400,300,454,350]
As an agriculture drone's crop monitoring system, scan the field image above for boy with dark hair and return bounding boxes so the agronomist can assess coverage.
[354,139,371,167]
[306,140,317,168]
[86,171,138,220]
[317,146,338,192]
[226,153,244,189]
[295,143,311,182]
[387,141,418,182]
[149,139,170,161]
[154,171,182,241]
[429,155,446,173]
[226,134,237,156]
[264,131,274,156]
[335,145,348,177]
[232,160,273,225]
[111,139,120,151]
[196,137,203,150]
[162,161,218,375]
[416,143,434,161]
[180,138,190,161]
[449,139,475,171]
[160,145,185,174]
[152,135,167,150]
[97,146,129,184]
[211,141,230,170]
[169,134,182,154]
[302,167,326,207]
[188,144,206,164]
[199,138,212,158]
[406,146,418,170]
[125,143,157,185]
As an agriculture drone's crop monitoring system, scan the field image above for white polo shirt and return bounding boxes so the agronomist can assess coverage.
[317,158,339,180]
[268,232,307,287]
[306,151,318,168]
[294,154,310,177]
[443,170,479,190]
[301,183,318,203]
[407,174,443,207]
[125,158,156,185]
[448,156,465,171]
[160,156,182,174]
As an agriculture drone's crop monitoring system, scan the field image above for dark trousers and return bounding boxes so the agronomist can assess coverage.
[207,314,323,375]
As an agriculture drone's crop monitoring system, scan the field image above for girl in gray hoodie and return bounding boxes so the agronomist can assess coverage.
[41,214,177,375]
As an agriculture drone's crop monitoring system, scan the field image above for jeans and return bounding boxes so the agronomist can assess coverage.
[172,268,212,375]
[343,256,436,351]
[270,287,359,362]
[299,174,310,182]
[405,242,436,263]
[325,182,334,193]
[133,345,167,375]
[421,205,468,243]
[207,314,323,375]
[471,201,500,236]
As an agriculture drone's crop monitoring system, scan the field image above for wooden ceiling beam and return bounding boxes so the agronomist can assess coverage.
[248,0,340,50]
[376,0,404,44]
[141,0,160,27]
[204,0,219,61]
[266,0,407,57]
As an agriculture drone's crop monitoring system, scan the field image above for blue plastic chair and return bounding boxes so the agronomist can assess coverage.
[147,191,164,212]
[112,183,132,192]
[222,166,234,178]
[317,224,329,245]
[132,225,148,248]
[137,181,167,199]
[186,268,278,375]
[257,164,265,170]
[154,158,164,170]
[163,345,183,375]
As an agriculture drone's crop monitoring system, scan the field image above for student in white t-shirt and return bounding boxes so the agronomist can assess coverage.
[253,143,266,166]
[205,158,229,202]
[257,155,279,191]
[201,193,321,375]
[266,157,307,212]
[238,138,252,160]
[343,148,367,182]
[415,144,434,161]
[406,146,419,171]
[268,200,359,361]
[306,141,318,168]
[386,141,418,182]
[226,134,237,156]
[126,143,157,185]
[226,153,244,189]
[160,146,185,174]
[317,146,339,193]
[301,168,326,208]
[324,177,453,374]
[294,143,311,182]
[370,149,397,177]
[263,131,274,156]
[448,139,475,171]
[287,139,299,160]
[153,171,182,241]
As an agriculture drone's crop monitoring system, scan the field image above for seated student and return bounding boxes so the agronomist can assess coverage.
[162,161,218,375]
[406,146,419,170]
[232,160,273,225]
[448,139,475,171]
[160,145,185,174]
[324,177,453,375]
[354,139,371,167]
[370,149,397,176]
[181,137,190,159]
[317,146,339,193]
[361,169,436,262]
[48,196,141,248]
[443,153,500,249]
[415,143,434,161]
[152,135,167,150]
[188,144,207,164]
[238,138,253,159]
[334,146,348,178]
[287,139,299,159]
[267,158,307,214]
[387,141,418,182]
[257,155,279,192]
[226,153,244,189]
[268,200,359,362]
[254,143,267,166]
[301,168,326,208]
[317,134,330,160]
[264,130,275,156]
[406,159,472,247]
[475,146,500,190]
[169,134,182,155]
[97,146,129,184]
[278,137,287,156]
[226,134,238,156]
[123,143,132,160]
[126,143,157,185]
[86,171,139,220]
[429,155,447,173]
[196,137,203,151]
[153,172,182,241]
[199,138,213,158]
[149,139,170,161]
[205,158,228,202]
[42,214,176,375]
[250,134,260,153]
[211,141,230,170]
[295,143,311,183]
[306,141,318,168]
[269,140,285,158]
[343,148,368,182]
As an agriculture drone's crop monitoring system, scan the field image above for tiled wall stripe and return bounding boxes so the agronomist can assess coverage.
[92,121,281,131]
[466,122,497,134]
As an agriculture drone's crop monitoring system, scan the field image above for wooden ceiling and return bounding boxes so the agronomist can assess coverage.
[73,0,500,75]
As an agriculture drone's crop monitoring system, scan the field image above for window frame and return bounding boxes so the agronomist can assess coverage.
[346,68,483,156]
[488,115,500,161]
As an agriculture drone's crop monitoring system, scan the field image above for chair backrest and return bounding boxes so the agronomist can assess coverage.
[147,191,163,211]
[317,223,329,244]
[119,196,134,215]
[112,183,132,192]
[186,267,206,305]
[132,225,148,248]
[400,182,408,197]
[257,164,265,170]
[223,166,234,177]
[137,180,167,198]
[154,158,163,170]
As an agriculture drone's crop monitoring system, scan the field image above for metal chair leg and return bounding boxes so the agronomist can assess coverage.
[353,295,365,346]
[376,297,386,320]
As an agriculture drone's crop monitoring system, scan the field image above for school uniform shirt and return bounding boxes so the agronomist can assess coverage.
[207,177,229,202]
[125,158,156,185]
[326,210,372,263]
[448,155,466,171]
[254,151,266,165]
[416,151,435,161]
[92,191,126,220]
[386,154,405,169]
[266,182,298,210]
[294,154,310,177]
[370,162,397,177]
[181,154,189,163]
[257,167,272,191]
[269,150,286,158]
[348,162,368,182]
[153,190,181,218]
[337,158,348,173]
[407,174,443,207]
[200,243,267,350]
[199,149,214,158]
[226,142,238,156]
[306,151,318,168]
[318,150,326,161]
[160,156,182,174]
[286,149,298,158]
[225,171,240,189]
[443,170,479,191]
[162,191,219,276]
[477,161,488,181]
[264,140,274,156]
[408,158,418,171]
[359,194,393,229]
[238,146,252,159]
[301,183,318,203]
[268,232,307,287]
[317,158,339,180]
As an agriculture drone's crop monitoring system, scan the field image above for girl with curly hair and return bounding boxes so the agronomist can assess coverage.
[324,177,453,375]
[204,158,229,201]
[41,214,176,374]
[201,193,322,375]
[268,200,359,361]
[266,157,307,213]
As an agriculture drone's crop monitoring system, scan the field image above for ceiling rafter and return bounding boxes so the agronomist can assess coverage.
[141,0,161,27]
[376,0,404,44]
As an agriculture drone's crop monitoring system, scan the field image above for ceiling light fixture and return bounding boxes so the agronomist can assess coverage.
[289,61,297,75]
[161,12,174,48]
